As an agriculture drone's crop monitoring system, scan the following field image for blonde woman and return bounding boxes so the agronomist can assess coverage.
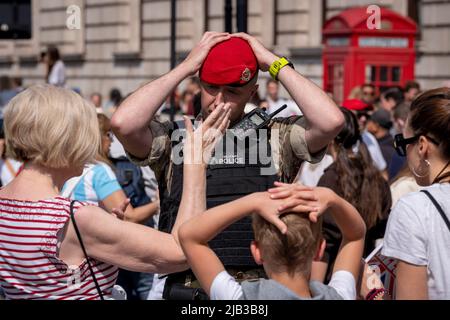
[0,84,229,300]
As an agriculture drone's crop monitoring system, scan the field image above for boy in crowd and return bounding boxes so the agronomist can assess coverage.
[178,177,366,300]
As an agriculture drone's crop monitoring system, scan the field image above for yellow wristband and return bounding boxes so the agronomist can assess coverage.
[269,57,293,80]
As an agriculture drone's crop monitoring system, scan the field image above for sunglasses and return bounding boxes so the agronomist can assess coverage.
[394,133,439,157]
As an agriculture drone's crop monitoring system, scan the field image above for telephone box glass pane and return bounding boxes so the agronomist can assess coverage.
[392,67,401,82]
[380,66,388,81]
[371,66,377,82]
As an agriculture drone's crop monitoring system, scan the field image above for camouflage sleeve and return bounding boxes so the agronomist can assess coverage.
[287,116,327,164]
[125,119,172,181]
[270,116,327,182]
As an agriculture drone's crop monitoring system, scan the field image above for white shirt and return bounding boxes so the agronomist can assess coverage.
[390,176,421,208]
[362,131,387,171]
[48,60,66,87]
[297,154,334,187]
[147,274,165,300]
[382,183,450,299]
[210,270,356,300]
[266,97,302,118]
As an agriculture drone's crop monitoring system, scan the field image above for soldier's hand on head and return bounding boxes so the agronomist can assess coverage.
[231,33,279,72]
[182,32,231,76]
[183,102,231,166]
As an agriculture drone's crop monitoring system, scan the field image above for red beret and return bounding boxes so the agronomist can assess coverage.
[199,37,258,86]
[342,99,370,111]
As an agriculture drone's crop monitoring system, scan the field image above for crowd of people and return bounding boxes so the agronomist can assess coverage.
[0,31,449,301]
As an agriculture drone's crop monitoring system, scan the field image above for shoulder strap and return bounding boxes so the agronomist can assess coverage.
[69,200,105,300]
[421,190,450,233]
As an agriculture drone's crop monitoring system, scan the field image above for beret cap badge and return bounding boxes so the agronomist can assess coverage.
[241,67,251,82]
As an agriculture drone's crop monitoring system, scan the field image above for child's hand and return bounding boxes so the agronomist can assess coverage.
[268,182,335,223]
[253,191,318,234]
[183,103,231,166]
[111,198,130,220]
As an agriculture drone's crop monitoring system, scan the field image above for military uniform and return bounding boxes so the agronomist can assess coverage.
[127,37,326,299]
[127,115,326,299]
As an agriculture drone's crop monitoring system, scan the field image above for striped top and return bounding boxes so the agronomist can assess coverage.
[0,196,118,300]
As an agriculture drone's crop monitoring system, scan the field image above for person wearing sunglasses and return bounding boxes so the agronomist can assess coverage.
[382,87,450,299]
[361,84,376,106]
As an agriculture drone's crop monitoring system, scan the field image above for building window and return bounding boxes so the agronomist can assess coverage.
[366,65,403,93]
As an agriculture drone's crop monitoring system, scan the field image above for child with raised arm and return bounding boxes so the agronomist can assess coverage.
[178,182,366,300]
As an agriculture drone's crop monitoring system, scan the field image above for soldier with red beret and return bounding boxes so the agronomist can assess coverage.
[112,31,344,300]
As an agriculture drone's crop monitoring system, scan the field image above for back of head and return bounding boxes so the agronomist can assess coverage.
[47,46,60,63]
[4,84,100,168]
[335,107,361,148]
[0,76,12,91]
[334,108,389,228]
[405,80,420,92]
[393,101,411,121]
[409,87,450,160]
[252,213,322,277]
[370,109,393,130]
[109,88,122,106]
[382,87,404,105]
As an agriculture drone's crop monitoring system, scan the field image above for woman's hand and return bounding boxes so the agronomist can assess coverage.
[268,182,335,223]
[252,191,318,235]
[182,32,231,75]
[183,102,231,166]
[231,33,279,72]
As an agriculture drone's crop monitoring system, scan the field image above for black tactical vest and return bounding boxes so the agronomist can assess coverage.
[158,122,278,267]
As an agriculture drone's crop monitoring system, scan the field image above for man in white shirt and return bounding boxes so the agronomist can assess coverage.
[265,78,302,117]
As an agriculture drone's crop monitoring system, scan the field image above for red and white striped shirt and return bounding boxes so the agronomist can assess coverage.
[0,196,118,300]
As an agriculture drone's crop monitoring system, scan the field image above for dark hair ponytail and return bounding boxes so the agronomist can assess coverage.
[334,108,390,229]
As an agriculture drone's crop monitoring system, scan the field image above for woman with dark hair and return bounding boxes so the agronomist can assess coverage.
[382,87,450,299]
[312,107,391,282]
[44,46,66,87]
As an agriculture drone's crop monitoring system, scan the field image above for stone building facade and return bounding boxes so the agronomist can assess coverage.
[0,0,449,99]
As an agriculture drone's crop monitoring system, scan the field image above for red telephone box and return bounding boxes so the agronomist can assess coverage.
[322,7,417,104]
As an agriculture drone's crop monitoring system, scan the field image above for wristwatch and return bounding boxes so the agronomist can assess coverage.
[269,57,294,80]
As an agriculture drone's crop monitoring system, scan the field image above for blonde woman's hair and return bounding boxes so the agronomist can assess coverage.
[3,84,100,168]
